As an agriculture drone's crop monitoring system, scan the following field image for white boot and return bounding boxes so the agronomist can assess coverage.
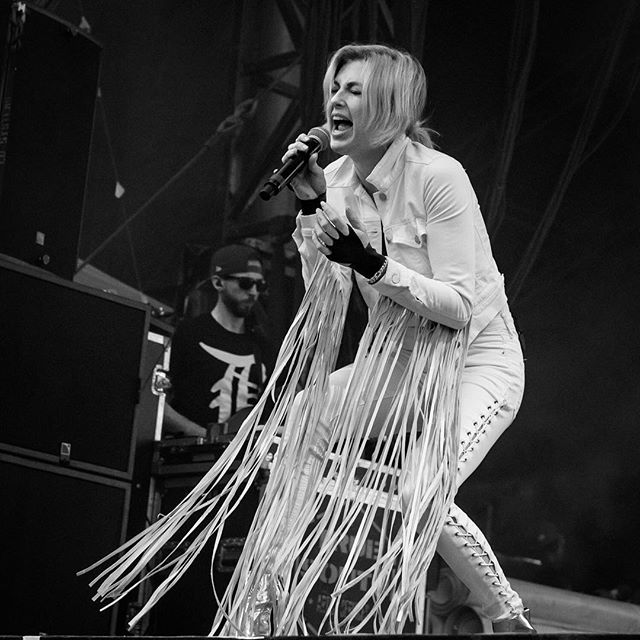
[436,503,526,622]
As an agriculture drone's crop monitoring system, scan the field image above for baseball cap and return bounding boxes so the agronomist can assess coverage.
[210,244,263,277]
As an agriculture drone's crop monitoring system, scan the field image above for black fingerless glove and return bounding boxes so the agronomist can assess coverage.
[327,226,385,279]
[298,193,326,215]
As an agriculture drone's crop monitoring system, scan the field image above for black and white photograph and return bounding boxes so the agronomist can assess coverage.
[1,1,639,637]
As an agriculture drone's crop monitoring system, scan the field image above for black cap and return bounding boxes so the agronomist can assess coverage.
[210,244,262,277]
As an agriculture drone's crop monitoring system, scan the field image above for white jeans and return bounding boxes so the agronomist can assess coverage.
[322,305,526,620]
[436,306,526,621]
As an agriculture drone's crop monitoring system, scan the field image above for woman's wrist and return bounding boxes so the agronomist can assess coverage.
[351,245,386,280]
[366,256,388,284]
[298,193,326,215]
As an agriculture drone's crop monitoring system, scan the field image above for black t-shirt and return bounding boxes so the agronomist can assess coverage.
[168,313,267,426]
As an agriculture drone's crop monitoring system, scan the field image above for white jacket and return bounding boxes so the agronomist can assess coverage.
[293,135,509,344]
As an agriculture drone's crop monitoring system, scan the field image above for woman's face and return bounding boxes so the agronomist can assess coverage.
[328,59,376,160]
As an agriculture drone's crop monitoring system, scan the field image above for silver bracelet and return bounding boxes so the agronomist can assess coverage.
[367,257,388,285]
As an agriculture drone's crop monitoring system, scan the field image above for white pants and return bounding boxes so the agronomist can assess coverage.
[322,305,526,621]
[436,306,526,621]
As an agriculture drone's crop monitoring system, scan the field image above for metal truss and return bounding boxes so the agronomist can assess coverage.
[223,0,430,236]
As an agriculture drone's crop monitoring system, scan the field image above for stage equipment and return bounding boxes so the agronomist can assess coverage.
[126,323,172,540]
[0,452,130,635]
[0,2,101,279]
[0,255,158,634]
[146,437,264,635]
[0,257,149,479]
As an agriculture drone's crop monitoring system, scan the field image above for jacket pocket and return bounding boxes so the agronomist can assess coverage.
[383,221,431,276]
[384,220,424,248]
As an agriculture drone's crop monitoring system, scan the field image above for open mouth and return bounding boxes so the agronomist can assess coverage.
[332,116,353,133]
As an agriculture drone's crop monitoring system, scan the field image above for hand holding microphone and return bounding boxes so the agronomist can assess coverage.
[259,126,330,201]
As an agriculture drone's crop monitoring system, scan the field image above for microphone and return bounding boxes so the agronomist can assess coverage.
[259,125,330,201]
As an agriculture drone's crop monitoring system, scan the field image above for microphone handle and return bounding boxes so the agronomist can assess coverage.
[259,137,322,201]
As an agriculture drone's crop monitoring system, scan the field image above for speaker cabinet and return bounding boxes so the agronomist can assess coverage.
[0,452,129,634]
[0,257,149,479]
[0,2,101,279]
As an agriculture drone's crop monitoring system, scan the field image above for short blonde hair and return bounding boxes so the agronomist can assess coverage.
[323,44,434,148]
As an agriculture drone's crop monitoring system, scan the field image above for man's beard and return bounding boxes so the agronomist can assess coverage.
[220,289,254,318]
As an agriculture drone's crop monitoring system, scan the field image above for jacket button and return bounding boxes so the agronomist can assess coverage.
[379,193,387,201]
[391,273,400,284]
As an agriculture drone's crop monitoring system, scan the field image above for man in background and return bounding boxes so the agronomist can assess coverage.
[153,244,271,633]
[163,244,270,439]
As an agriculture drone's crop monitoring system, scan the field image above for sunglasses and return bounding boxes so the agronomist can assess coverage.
[223,276,268,292]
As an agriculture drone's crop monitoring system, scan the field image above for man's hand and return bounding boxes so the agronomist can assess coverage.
[162,403,208,439]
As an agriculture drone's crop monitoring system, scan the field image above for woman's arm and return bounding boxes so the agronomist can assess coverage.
[375,159,476,328]
[318,158,476,330]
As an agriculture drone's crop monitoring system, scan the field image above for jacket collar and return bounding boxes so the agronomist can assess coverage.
[366,135,410,192]
[327,135,410,193]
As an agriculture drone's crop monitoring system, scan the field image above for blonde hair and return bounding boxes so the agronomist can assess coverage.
[323,44,435,148]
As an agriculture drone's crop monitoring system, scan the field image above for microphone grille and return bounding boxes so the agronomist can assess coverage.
[308,125,330,151]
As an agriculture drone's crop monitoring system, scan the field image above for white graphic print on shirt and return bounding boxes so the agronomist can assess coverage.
[199,342,262,422]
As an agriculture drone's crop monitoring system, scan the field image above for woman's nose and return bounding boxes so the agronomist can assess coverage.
[329,90,344,106]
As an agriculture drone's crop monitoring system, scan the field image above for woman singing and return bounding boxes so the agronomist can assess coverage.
[280,43,534,634]
[87,44,535,635]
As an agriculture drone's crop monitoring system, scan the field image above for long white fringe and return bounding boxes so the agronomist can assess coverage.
[81,257,467,635]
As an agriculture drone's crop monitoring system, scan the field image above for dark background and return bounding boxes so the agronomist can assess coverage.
[8,0,640,605]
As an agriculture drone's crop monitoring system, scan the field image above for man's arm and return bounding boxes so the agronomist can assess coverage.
[162,402,207,439]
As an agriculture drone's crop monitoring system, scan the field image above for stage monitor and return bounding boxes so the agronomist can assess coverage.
[0,3,101,279]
